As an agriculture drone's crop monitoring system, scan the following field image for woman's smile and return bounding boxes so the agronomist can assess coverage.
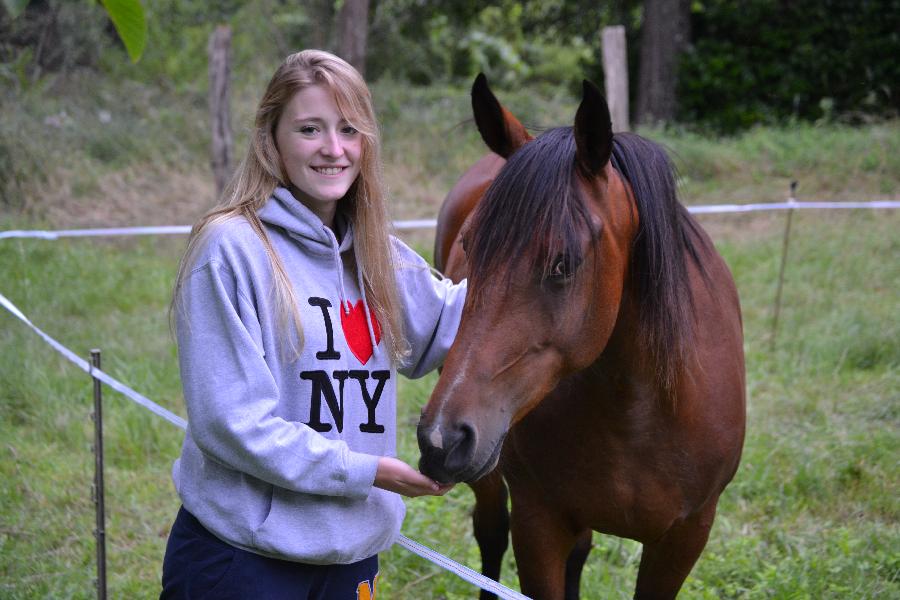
[312,165,350,176]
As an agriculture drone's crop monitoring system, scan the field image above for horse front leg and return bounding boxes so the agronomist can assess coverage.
[470,469,510,600]
[633,501,718,600]
[509,497,578,600]
[564,529,593,600]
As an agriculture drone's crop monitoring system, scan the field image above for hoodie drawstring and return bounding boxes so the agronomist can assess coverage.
[323,224,379,356]
[357,263,378,351]
[324,226,350,315]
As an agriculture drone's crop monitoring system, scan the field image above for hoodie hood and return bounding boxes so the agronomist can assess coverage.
[259,186,353,256]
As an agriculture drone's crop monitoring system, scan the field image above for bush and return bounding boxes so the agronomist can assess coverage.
[679,0,900,132]
[368,0,609,90]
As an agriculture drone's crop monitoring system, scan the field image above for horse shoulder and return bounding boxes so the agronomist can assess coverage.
[434,153,505,273]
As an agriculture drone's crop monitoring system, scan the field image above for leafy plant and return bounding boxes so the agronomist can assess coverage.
[3,0,146,62]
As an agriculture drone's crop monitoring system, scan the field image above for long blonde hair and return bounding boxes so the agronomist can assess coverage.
[173,49,407,363]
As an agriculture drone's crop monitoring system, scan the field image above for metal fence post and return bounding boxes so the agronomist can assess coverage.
[771,181,798,350]
[90,349,107,600]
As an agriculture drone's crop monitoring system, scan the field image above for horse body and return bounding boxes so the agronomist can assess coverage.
[418,76,745,600]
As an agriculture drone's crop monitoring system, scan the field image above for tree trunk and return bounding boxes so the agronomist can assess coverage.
[309,0,335,50]
[337,0,369,77]
[636,0,690,126]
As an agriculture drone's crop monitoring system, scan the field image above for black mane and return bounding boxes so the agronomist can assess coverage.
[467,127,591,287]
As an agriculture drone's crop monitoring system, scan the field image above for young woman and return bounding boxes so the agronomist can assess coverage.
[161,49,465,599]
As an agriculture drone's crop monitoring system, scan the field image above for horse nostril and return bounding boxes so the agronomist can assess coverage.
[445,421,477,472]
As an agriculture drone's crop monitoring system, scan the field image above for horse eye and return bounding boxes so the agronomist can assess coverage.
[460,233,470,255]
[549,253,579,280]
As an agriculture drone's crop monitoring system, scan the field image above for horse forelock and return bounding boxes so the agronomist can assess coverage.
[467,127,594,301]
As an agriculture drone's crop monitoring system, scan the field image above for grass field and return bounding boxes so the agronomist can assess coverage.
[1,78,898,598]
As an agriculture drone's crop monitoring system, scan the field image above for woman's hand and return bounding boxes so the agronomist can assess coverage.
[374,457,454,497]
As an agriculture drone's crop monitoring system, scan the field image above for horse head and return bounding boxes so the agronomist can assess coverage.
[417,76,640,484]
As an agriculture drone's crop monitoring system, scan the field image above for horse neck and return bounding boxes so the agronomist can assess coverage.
[591,278,671,405]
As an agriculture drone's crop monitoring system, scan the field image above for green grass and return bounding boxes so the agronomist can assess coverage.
[1,208,897,598]
[653,122,900,204]
[1,76,899,598]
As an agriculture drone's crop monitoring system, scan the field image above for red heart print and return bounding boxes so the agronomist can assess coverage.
[340,300,382,365]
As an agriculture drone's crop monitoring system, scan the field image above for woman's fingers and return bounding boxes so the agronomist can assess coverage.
[375,457,455,497]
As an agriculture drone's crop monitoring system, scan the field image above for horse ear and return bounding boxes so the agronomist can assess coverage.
[573,79,613,177]
[471,73,532,158]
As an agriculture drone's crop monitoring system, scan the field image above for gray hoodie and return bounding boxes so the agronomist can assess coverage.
[172,186,466,564]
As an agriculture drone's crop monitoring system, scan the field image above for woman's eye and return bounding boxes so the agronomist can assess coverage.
[341,125,359,135]
[299,125,318,135]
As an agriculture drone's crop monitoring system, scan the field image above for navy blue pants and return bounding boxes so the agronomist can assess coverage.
[160,506,379,600]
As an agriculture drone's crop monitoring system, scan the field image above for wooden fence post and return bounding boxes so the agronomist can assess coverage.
[601,25,629,132]
[209,25,233,201]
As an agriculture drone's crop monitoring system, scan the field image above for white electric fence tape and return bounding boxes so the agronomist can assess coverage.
[0,226,192,240]
[0,222,429,240]
[685,200,900,213]
[395,535,531,600]
[1,201,898,241]
[0,289,530,600]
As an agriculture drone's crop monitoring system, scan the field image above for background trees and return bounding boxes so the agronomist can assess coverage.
[635,0,690,126]
[1,0,898,132]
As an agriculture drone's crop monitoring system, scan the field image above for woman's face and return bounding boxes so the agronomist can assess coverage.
[275,84,363,226]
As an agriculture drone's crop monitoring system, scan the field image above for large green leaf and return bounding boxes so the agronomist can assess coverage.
[99,0,147,63]
[2,0,31,19]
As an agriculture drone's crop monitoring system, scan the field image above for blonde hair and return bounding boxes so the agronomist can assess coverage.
[173,49,407,363]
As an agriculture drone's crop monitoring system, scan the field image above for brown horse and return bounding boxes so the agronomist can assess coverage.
[417,75,746,600]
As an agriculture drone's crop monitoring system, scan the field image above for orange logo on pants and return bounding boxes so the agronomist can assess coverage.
[357,572,379,600]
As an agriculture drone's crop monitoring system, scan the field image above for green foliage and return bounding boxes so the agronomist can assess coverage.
[0,1,109,87]
[680,0,900,132]
[3,0,899,132]
[1,0,29,18]
[0,0,146,67]
[99,0,147,63]
[368,0,619,90]
[101,0,231,91]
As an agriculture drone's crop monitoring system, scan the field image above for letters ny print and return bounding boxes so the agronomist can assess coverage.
[303,297,388,434]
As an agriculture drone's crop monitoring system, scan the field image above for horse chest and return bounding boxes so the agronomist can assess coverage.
[503,384,702,539]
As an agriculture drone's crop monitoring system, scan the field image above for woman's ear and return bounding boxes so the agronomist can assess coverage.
[471,73,532,158]
[573,80,613,177]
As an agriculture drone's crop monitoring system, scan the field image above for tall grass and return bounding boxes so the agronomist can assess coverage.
[1,78,898,598]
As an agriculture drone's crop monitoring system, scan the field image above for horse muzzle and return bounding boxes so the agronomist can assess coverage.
[416,418,504,484]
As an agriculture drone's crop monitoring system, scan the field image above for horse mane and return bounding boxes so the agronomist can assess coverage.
[610,132,710,391]
[467,128,709,393]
